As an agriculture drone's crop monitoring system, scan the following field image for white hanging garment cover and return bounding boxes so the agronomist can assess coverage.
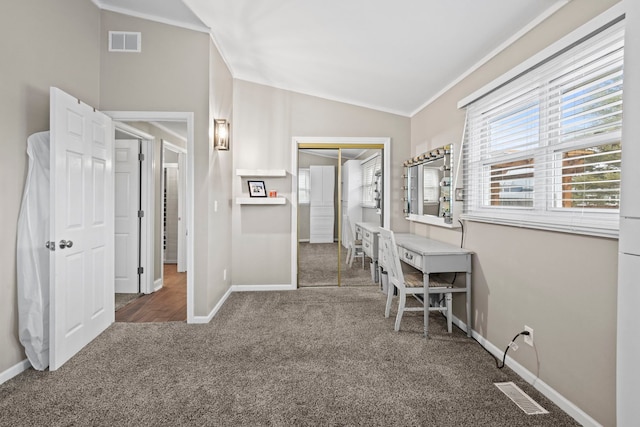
[17,131,50,370]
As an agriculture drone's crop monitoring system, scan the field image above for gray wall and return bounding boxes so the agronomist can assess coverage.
[409,1,621,425]
[231,80,410,286]
[0,0,102,376]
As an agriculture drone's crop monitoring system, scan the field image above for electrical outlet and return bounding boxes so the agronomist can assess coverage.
[223,268,227,281]
[524,325,534,346]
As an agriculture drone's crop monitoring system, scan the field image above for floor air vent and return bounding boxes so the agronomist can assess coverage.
[494,382,549,415]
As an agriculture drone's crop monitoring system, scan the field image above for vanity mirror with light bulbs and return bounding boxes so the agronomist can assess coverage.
[402,144,460,228]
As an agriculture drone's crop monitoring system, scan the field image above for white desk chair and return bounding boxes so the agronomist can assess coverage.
[378,227,453,334]
[344,217,365,269]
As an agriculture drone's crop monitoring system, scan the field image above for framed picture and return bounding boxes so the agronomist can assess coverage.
[248,180,267,197]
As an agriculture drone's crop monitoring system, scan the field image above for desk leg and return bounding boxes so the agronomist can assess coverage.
[423,273,429,338]
[466,271,472,337]
[445,293,453,333]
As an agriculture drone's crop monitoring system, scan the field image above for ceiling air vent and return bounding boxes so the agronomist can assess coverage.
[109,31,141,53]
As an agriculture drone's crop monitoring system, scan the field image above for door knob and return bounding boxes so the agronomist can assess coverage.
[59,240,73,249]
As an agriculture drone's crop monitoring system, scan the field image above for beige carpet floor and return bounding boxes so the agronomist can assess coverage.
[0,287,579,426]
[298,242,377,287]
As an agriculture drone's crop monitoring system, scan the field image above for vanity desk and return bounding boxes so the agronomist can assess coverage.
[395,144,471,337]
[355,222,381,279]
[392,233,472,338]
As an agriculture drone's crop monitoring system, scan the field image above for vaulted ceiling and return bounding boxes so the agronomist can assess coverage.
[94,0,567,117]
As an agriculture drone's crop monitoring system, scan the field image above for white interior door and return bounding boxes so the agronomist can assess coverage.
[309,165,335,243]
[114,139,140,293]
[309,165,324,206]
[49,87,114,371]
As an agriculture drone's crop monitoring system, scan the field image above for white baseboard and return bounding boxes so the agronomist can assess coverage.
[153,278,162,292]
[191,286,234,324]
[190,283,296,324]
[0,359,31,386]
[231,284,297,292]
[450,315,602,427]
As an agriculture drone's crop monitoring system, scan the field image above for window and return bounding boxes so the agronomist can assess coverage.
[462,20,624,237]
[361,155,381,207]
[298,168,310,204]
[423,167,440,204]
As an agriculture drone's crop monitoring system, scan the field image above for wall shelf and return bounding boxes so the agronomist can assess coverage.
[236,197,286,205]
[236,169,287,177]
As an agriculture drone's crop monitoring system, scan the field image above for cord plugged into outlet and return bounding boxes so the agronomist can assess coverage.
[470,327,534,370]
[524,326,534,346]
[488,330,532,369]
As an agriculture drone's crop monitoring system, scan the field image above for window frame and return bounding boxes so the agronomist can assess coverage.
[298,168,310,205]
[361,154,381,208]
[461,18,624,238]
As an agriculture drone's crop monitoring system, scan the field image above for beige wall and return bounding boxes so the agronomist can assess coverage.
[410,1,621,425]
[207,38,234,307]
[99,11,233,317]
[0,0,101,375]
[231,80,410,286]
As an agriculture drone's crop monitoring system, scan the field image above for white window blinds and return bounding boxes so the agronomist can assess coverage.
[362,155,381,207]
[298,169,310,204]
[462,20,624,237]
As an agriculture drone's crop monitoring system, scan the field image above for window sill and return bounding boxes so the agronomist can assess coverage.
[461,214,619,239]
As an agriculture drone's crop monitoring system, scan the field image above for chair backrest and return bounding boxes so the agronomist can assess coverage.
[378,228,406,290]
[344,216,355,245]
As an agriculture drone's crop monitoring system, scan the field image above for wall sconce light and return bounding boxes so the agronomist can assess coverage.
[214,119,230,151]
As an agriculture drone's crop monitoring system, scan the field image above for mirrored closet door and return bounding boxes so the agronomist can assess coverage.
[297,145,383,287]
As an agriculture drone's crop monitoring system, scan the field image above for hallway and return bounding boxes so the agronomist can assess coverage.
[115,264,186,322]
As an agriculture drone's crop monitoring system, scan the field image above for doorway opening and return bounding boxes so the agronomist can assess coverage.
[107,111,195,323]
[162,140,187,272]
[291,138,390,288]
[113,122,153,312]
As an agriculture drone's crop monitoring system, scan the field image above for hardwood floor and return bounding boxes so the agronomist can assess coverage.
[115,264,186,322]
